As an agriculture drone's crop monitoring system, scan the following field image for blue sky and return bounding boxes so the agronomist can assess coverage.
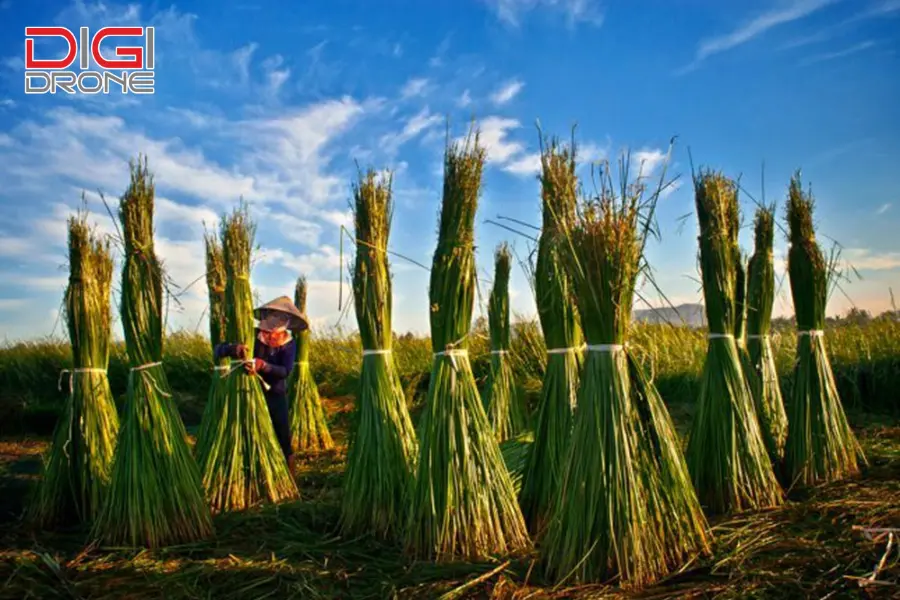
[0,0,898,342]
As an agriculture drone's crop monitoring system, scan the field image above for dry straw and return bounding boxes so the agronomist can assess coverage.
[30,208,119,527]
[405,128,530,561]
[340,168,417,539]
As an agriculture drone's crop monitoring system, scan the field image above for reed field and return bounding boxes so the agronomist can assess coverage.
[1,315,899,598]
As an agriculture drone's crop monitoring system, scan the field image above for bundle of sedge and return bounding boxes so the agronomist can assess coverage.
[745,207,788,463]
[543,155,709,587]
[684,169,782,514]
[340,168,417,539]
[92,157,213,547]
[405,128,530,561]
[783,173,865,486]
[484,242,527,441]
[518,134,583,534]
[30,209,119,527]
[194,230,228,465]
[287,276,334,452]
[198,204,299,512]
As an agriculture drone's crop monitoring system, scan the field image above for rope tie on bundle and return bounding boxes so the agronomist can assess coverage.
[707,332,734,339]
[490,349,509,355]
[226,359,271,391]
[586,343,625,352]
[362,349,392,356]
[130,361,171,397]
[797,329,825,338]
[547,343,586,355]
[57,367,108,460]
[58,368,108,394]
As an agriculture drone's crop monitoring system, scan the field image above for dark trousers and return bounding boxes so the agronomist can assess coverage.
[265,393,292,460]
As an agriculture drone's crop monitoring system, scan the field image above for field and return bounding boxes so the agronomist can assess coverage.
[1,318,899,598]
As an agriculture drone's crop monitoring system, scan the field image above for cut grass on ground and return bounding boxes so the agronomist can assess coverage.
[1,400,898,599]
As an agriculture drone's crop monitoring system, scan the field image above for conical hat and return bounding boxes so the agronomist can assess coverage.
[253,296,309,331]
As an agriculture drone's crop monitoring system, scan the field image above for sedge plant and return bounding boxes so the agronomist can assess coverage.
[340,169,418,539]
[685,169,782,514]
[30,210,119,527]
[288,276,334,453]
[198,205,299,512]
[92,157,213,547]
[518,134,583,534]
[484,243,526,442]
[745,208,788,463]
[783,173,865,486]
[406,129,530,561]
[543,155,709,587]
[194,230,229,463]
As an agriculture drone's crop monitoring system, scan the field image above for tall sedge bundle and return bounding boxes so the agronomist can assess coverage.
[341,169,417,538]
[685,170,781,514]
[745,208,788,462]
[543,160,709,587]
[92,157,213,547]
[194,231,228,462]
[30,211,119,527]
[288,276,333,452]
[783,174,865,485]
[198,206,299,512]
[484,243,526,442]
[519,136,582,534]
[406,131,530,560]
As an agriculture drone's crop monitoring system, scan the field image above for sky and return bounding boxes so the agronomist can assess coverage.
[0,0,898,342]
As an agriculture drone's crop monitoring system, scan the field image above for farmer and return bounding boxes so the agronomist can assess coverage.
[214,295,307,473]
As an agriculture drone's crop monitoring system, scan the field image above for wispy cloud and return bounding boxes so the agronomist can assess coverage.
[482,0,604,28]
[458,89,473,108]
[676,0,838,75]
[400,77,430,99]
[380,107,444,155]
[799,40,877,65]
[780,0,900,50]
[876,202,892,215]
[490,79,525,105]
[843,247,900,271]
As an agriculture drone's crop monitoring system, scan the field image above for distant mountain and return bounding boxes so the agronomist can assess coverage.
[634,303,706,328]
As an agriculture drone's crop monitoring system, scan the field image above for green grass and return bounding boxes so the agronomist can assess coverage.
[2,318,897,435]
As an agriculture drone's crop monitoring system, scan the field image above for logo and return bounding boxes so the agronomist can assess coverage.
[24,26,155,95]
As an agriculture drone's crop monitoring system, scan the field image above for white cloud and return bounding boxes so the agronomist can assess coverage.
[490,79,525,105]
[0,299,27,311]
[876,202,892,215]
[799,40,877,66]
[503,152,541,176]
[842,248,900,271]
[380,107,444,155]
[630,148,668,177]
[475,117,525,163]
[400,77,430,99]
[677,0,838,74]
[458,89,473,108]
[482,0,604,28]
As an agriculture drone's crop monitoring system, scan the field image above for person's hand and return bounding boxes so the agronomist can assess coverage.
[235,344,249,360]
[243,358,266,374]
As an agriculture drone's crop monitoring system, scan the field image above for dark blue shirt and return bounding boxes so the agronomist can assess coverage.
[214,333,296,397]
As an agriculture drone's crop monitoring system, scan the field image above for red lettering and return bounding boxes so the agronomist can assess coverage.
[91,27,144,69]
[24,26,77,69]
